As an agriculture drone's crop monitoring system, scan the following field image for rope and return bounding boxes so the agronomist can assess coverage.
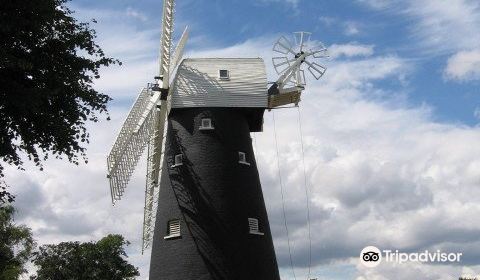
[272,112,297,280]
[297,107,312,280]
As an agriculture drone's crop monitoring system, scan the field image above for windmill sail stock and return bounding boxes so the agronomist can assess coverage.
[106,0,188,251]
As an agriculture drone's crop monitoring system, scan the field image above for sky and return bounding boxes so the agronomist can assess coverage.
[5,0,480,279]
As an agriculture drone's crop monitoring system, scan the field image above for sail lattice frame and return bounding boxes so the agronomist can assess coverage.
[107,88,159,204]
[142,119,167,252]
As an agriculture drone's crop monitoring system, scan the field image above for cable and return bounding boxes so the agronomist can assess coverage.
[272,112,297,280]
[297,106,312,280]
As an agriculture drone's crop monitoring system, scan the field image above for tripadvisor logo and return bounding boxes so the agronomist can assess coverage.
[360,246,382,268]
[359,246,462,268]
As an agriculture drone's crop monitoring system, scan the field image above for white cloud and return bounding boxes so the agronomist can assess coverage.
[405,0,480,53]
[329,43,374,59]
[126,7,148,22]
[344,22,360,36]
[65,5,161,100]
[444,49,480,81]
[246,40,480,280]
[359,0,480,54]
[319,16,336,26]
[357,0,391,9]
[261,0,299,6]
[326,56,407,90]
[69,5,159,60]
[355,261,471,280]
[283,0,299,6]
[95,61,157,100]
[475,107,480,120]
[256,64,480,278]
[358,0,480,83]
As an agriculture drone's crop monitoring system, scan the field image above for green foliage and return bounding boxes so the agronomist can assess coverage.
[0,183,14,205]
[31,234,139,280]
[0,206,35,280]
[0,0,119,175]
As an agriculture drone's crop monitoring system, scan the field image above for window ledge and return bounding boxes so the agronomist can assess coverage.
[171,163,183,168]
[199,126,215,131]
[249,231,264,236]
[239,161,251,166]
[164,234,181,240]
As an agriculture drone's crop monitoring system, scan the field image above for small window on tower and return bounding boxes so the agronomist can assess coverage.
[248,218,264,236]
[199,118,214,130]
[238,152,250,166]
[219,69,230,80]
[172,154,183,167]
[164,219,181,239]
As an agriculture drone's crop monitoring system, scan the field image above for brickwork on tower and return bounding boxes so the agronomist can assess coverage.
[149,107,280,280]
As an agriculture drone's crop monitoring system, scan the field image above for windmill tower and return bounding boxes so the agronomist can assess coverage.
[106,1,327,279]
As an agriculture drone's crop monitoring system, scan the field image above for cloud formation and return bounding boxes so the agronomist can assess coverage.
[444,49,480,81]
[344,22,360,36]
[357,0,480,85]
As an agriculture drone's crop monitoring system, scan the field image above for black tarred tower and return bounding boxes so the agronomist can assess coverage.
[148,58,280,279]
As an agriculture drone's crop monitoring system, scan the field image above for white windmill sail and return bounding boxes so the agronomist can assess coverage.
[141,0,191,252]
[170,26,189,75]
[107,0,188,252]
[142,32,190,251]
[142,112,166,252]
[107,88,159,204]
[158,0,175,81]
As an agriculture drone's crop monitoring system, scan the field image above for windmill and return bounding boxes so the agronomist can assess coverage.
[106,0,327,279]
[268,31,328,107]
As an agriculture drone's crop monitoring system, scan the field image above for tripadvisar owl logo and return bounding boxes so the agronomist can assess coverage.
[360,246,382,267]
[363,251,380,262]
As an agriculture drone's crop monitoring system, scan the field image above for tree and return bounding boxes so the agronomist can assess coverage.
[0,0,119,177]
[0,206,35,280]
[0,183,14,205]
[31,234,139,280]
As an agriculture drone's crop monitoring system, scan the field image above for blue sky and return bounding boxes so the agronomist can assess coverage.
[6,1,480,280]
[73,0,480,125]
